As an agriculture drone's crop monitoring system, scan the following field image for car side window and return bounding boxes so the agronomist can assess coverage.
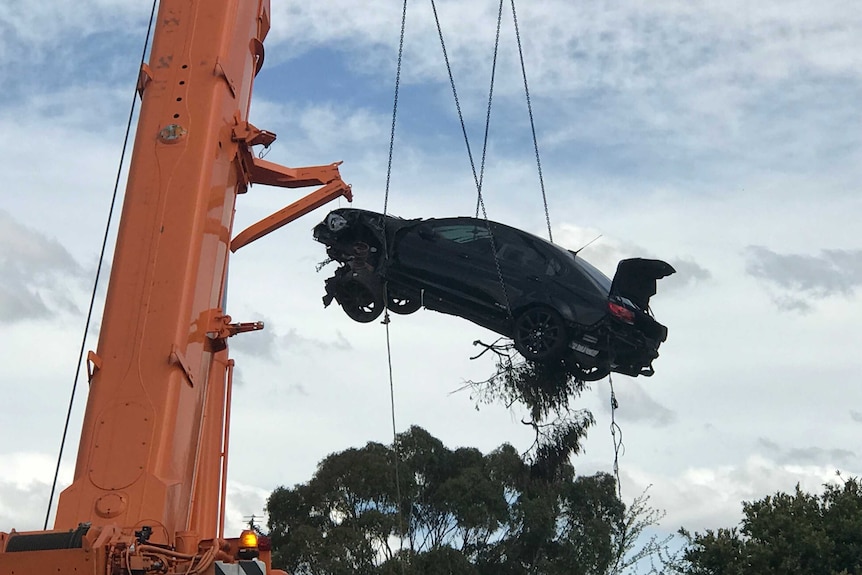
[500,233,564,278]
[432,224,492,244]
[485,226,526,268]
[498,243,542,270]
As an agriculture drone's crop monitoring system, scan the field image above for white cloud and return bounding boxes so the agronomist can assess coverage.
[746,246,862,311]
[620,455,852,532]
[0,0,147,76]
[1,0,862,550]
[223,481,271,536]
[0,453,72,531]
[0,210,85,322]
[601,381,677,428]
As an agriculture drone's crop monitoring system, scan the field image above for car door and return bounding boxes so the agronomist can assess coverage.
[494,226,609,325]
[392,218,506,315]
[490,224,561,305]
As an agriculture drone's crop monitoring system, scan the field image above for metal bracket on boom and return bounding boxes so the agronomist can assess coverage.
[207,314,265,340]
[204,309,265,352]
[136,64,153,98]
[86,351,103,383]
[170,345,195,387]
[230,177,352,251]
[230,117,353,252]
[215,58,238,98]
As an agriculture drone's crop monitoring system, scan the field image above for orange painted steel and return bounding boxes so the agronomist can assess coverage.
[218,360,236,539]
[0,0,350,572]
[231,175,353,251]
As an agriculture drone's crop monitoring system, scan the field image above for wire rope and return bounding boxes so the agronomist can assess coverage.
[43,0,159,530]
[608,372,624,500]
[383,1,408,217]
[382,0,409,567]
[429,0,513,321]
[475,0,505,218]
[510,0,553,243]
[429,0,479,199]
[429,0,503,218]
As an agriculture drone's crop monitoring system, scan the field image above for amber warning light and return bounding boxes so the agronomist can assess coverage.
[238,529,260,559]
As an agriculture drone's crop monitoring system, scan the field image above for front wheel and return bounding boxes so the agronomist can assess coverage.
[513,306,568,361]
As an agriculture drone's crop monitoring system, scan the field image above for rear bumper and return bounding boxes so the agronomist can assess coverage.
[603,318,666,377]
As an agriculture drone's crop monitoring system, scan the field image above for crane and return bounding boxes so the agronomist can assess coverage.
[0,1,350,573]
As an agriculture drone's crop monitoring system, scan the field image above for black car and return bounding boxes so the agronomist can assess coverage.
[313,208,675,380]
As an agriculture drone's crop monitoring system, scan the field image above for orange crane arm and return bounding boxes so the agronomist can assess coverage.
[0,0,348,573]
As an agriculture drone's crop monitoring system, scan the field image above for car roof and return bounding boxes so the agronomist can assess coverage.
[418,215,614,293]
[332,209,614,293]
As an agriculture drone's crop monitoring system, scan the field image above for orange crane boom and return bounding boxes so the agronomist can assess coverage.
[0,0,350,573]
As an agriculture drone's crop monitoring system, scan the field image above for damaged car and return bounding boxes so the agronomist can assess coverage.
[313,208,675,380]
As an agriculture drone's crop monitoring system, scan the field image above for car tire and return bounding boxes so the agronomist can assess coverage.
[513,306,568,361]
[335,272,385,323]
[567,362,611,382]
[387,289,422,315]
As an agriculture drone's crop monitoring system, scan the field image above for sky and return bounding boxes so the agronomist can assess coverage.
[1,0,861,557]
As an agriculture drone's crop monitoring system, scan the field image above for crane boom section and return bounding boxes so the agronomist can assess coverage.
[53,0,270,543]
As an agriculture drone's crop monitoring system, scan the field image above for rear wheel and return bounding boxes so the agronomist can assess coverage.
[387,288,422,315]
[335,273,384,323]
[513,306,568,361]
[566,362,611,382]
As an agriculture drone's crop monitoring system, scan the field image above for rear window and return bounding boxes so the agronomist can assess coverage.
[570,255,612,294]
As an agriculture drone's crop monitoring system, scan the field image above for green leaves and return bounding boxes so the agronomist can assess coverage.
[465,355,596,479]
[265,426,639,575]
[678,476,862,575]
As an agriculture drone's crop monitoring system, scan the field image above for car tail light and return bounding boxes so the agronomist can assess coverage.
[608,301,635,324]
